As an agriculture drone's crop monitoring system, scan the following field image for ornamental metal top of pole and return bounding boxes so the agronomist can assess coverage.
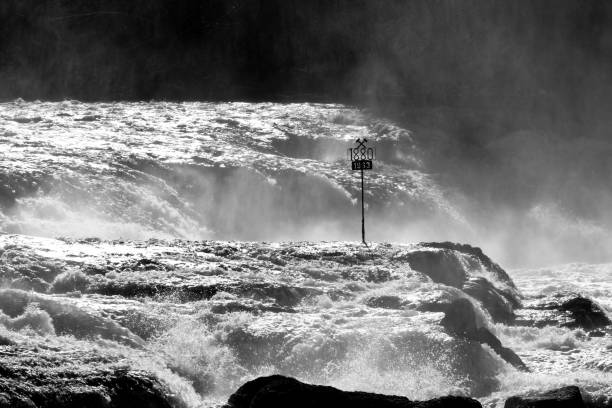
[348,138,375,246]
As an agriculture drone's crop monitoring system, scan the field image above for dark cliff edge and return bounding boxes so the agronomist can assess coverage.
[223,377,608,408]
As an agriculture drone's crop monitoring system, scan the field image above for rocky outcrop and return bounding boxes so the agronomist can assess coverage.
[439,299,528,371]
[514,292,611,331]
[401,243,521,323]
[504,386,585,408]
[560,296,611,330]
[0,347,174,408]
[462,277,516,323]
[420,243,514,289]
[365,295,403,309]
[225,375,482,408]
[402,247,468,288]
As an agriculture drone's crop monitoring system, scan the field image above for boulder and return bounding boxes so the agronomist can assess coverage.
[514,292,611,331]
[401,243,521,323]
[560,296,611,330]
[420,242,515,290]
[504,386,585,408]
[225,375,482,408]
[462,277,516,323]
[439,299,528,371]
[402,248,467,288]
[0,347,173,408]
[365,295,403,309]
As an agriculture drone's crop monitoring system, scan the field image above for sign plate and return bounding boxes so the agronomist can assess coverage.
[348,138,374,245]
[351,160,372,170]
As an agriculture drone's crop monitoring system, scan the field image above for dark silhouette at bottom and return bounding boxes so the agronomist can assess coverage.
[504,386,585,408]
[224,375,482,408]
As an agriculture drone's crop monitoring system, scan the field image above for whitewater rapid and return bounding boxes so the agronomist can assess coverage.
[0,99,462,244]
[0,235,610,407]
[0,101,611,407]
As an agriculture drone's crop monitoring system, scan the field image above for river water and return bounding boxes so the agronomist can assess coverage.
[0,100,610,407]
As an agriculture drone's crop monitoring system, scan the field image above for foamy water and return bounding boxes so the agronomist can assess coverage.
[485,264,612,407]
[0,100,462,245]
[1,235,610,407]
[1,101,611,407]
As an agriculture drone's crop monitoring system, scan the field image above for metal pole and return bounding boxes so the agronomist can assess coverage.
[361,167,365,245]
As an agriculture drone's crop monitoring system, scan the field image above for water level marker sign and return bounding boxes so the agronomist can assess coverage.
[348,138,375,245]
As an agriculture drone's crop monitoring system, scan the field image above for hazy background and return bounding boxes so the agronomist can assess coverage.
[2,1,611,107]
[2,0,612,266]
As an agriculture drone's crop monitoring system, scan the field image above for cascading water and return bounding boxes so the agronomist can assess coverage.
[0,100,611,407]
[0,100,461,243]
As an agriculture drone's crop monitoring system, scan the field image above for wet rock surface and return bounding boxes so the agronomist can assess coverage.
[225,375,483,408]
[439,299,528,371]
[514,292,611,331]
[0,346,174,408]
[504,386,585,408]
[420,242,516,292]
[462,277,517,323]
[401,248,468,288]
[401,243,521,323]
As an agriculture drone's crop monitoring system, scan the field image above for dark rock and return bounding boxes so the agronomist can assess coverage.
[421,242,515,292]
[209,300,296,314]
[92,278,324,305]
[365,295,403,309]
[494,346,528,371]
[233,282,324,307]
[121,258,173,272]
[91,279,220,301]
[439,298,480,336]
[588,330,605,338]
[0,347,174,408]
[440,299,528,371]
[226,375,482,408]
[0,335,14,346]
[403,248,467,288]
[76,114,101,121]
[462,277,516,323]
[560,296,611,330]
[504,386,585,408]
[399,243,521,323]
[340,266,393,283]
[514,292,611,331]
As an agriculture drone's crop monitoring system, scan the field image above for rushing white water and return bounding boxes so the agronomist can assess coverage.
[486,264,612,407]
[0,100,611,407]
[1,235,611,407]
[0,99,464,245]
